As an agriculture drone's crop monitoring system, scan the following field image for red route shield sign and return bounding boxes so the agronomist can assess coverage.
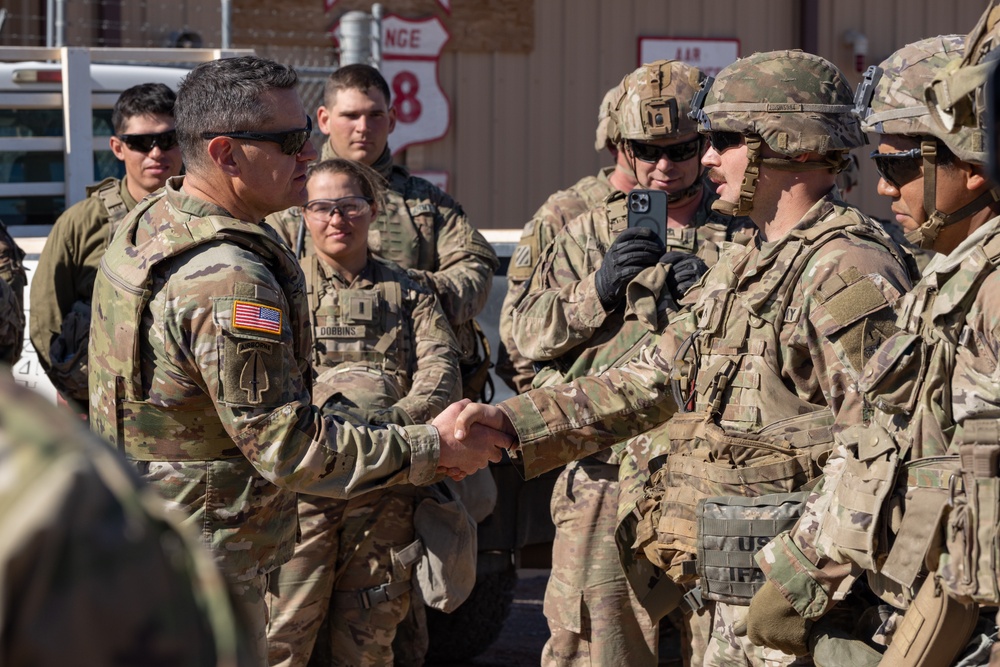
[381,14,451,155]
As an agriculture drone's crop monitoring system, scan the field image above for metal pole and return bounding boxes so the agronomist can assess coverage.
[336,11,372,66]
[221,0,231,49]
[46,0,54,47]
[371,3,383,70]
[55,0,65,47]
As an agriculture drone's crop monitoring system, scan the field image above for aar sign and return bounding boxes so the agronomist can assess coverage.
[381,14,451,155]
[638,38,740,77]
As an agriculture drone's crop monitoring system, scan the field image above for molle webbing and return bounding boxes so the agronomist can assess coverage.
[697,492,808,604]
[94,179,130,245]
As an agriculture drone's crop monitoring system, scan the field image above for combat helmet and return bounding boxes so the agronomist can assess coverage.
[690,50,863,216]
[925,2,1000,182]
[611,60,706,201]
[855,35,997,248]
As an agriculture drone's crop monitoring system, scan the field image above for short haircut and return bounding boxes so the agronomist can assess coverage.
[175,55,299,171]
[306,158,387,214]
[112,83,176,135]
[324,64,391,108]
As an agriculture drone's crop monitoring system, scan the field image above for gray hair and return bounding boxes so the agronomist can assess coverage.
[175,55,299,170]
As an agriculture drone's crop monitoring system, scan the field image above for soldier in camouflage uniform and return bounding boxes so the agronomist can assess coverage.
[0,367,252,667]
[266,159,461,667]
[30,83,182,409]
[496,82,635,393]
[267,64,498,403]
[746,30,1000,666]
[0,219,26,365]
[451,50,916,667]
[507,60,752,667]
[266,63,498,665]
[86,56,506,665]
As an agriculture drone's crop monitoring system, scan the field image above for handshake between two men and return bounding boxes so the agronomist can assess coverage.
[432,399,517,480]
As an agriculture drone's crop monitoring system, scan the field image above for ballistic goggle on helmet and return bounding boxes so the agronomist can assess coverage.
[689,50,863,216]
[855,35,997,248]
[611,59,705,142]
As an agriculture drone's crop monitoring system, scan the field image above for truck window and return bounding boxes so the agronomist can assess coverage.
[0,108,122,226]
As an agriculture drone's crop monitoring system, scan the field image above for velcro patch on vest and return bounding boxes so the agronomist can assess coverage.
[316,325,366,339]
[349,295,376,321]
[233,300,283,335]
[816,270,888,330]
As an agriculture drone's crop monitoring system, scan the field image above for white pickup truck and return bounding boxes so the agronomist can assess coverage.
[0,46,251,397]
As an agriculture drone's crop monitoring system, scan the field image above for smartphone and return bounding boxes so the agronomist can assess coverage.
[626,189,668,243]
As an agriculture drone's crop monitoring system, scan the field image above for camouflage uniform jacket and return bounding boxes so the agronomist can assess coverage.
[88,177,441,583]
[497,167,616,393]
[497,191,912,480]
[0,220,26,365]
[29,177,136,398]
[0,369,248,667]
[302,252,461,425]
[758,214,1000,619]
[511,186,754,366]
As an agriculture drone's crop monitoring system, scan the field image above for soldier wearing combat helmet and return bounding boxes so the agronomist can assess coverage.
[448,50,916,667]
[496,82,630,394]
[856,34,1000,254]
[504,60,754,667]
[746,26,1000,667]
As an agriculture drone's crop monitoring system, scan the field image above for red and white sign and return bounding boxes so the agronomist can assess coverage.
[638,38,740,78]
[381,14,451,155]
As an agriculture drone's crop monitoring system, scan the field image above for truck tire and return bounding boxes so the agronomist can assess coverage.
[424,561,517,663]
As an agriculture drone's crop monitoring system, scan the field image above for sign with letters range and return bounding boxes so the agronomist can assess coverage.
[381,13,452,156]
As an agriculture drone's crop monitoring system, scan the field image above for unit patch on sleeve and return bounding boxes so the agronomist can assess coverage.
[233,300,283,335]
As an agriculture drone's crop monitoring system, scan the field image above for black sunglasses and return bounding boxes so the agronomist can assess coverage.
[706,131,744,153]
[201,116,312,156]
[869,147,923,189]
[118,129,178,153]
[629,138,702,164]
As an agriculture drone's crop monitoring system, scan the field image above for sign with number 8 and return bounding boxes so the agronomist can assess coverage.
[381,14,451,155]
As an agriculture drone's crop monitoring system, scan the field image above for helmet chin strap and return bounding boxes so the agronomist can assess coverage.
[711,135,762,217]
[905,139,1000,248]
[710,136,852,217]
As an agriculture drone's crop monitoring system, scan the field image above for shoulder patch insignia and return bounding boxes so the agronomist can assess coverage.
[233,300,283,334]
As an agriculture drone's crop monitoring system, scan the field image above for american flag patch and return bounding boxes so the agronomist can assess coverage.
[233,301,283,334]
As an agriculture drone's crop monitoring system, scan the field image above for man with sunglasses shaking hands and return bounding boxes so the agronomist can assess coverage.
[86,56,509,664]
[30,83,182,413]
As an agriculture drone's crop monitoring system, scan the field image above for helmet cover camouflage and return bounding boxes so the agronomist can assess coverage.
[925,2,1000,138]
[692,50,865,156]
[611,60,705,142]
[858,36,977,162]
[595,83,624,152]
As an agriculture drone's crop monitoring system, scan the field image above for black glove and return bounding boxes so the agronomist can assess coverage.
[659,251,709,300]
[595,227,665,311]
